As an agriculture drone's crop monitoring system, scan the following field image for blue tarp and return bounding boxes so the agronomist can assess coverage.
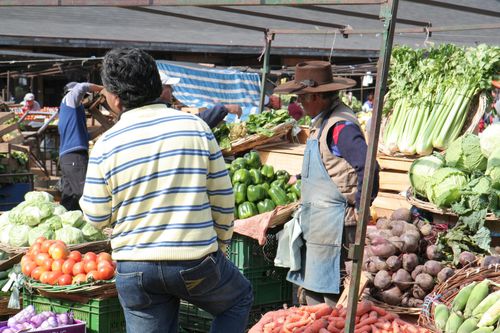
[156,61,261,122]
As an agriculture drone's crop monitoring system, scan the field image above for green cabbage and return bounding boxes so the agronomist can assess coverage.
[0,222,12,244]
[60,211,84,228]
[55,226,84,244]
[409,153,445,197]
[53,204,67,216]
[81,223,106,242]
[480,123,500,158]
[8,201,29,224]
[28,224,55,245]
[470,176,492,195]
[43,215,63,231]
[486,148,500,190]
[426,167,468,207]
[445,134,487,173]
[24,191,54,203]
[8,224,31,247]
[20,206,43,227]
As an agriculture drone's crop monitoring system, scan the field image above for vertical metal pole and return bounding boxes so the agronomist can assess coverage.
[259,31,274,113]
[6,71,10,102]
[344,1,398,332]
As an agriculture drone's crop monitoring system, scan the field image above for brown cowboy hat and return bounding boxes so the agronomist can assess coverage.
[275,61,356,94]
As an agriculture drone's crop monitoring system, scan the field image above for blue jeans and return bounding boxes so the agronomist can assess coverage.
[116,250,253,333]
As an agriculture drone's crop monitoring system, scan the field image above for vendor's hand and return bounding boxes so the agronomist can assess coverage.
[225,104,242,118]
[288,175,297,185]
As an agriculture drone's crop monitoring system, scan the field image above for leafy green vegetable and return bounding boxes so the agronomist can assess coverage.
[28,224,54,245]
[426,167,468,207]
[52,204,67,216]
[409,153,445,197]
[81,223,106,242]
[43,215,63,231]
[479,123,500,158]
[445,134,487,173]
[55,226,85,245]
[486,148,500,190]
[8,224,31,247]
[24,191,54,203]
[60,211,84,228]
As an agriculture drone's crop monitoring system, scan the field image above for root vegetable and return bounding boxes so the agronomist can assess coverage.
[370,238,397,258]
[411,265,425,280]
[424,260,443,277]
[415,273,434,292]
[402,253,419,272]
[400,234,420,253]
[386,256,402,271]
[481,255,500,268]
[419,223,432,236]
[389,236,404,253]
[437,267,454,283]
[390,222,405,237]
[376,218,391,230]
[412,284,427,300]
[458,251,476,266]
[366,256,387,273]
[379,286,404,305]
[407,298,424,307]
[392,269,413,291]
[426,245,442,260]
[374,270,392,290]
[390,208,412,222]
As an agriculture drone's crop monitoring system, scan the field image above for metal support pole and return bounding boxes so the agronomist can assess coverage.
[259,31,274,113]
[344,0,398,332]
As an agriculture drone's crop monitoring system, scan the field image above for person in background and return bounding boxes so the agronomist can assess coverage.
[362,93,374,112]
[159,72,242,128]
[80,48,253,333]
[287,96,305,121]
[274,61,379,307]
[21,93,41,112]
[58,82,103,211]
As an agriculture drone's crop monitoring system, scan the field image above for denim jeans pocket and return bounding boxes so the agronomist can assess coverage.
[116,272,152,310]
[180,253,220,297]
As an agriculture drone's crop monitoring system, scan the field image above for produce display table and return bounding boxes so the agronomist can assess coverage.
[256,143,305,176]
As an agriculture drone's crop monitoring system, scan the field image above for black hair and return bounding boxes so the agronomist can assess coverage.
[290,96,297,103]
[318,91,339,101]
[101,48,162,110]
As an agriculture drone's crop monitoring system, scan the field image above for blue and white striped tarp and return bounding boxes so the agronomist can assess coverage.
[156,60,261,122]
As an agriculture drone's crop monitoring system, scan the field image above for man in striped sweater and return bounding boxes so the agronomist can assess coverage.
[80,48,253,333]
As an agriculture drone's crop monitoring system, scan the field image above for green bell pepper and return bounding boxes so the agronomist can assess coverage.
[268,186,289,206]
[232,169,250,185]
[271,179,286,190]
[257,199,276,214]
[244,151,261,169]
[233,183,247,204]
[290,179,301,198]
[261,182,270,192]
[287,192,299,202]
[261,164,275,180]
[230,157,248,174]
[247,184,267,202]
[275,170,290,184]
[238,202,258,219]
[249,168,264,185]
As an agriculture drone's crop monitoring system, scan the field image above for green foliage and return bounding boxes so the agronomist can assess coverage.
[445,134,487,173]
[426,167,468,207]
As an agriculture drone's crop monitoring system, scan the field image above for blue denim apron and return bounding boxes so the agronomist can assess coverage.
[287,109,347,294]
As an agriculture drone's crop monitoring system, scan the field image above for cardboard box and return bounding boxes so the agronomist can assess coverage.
[0,320,86,333]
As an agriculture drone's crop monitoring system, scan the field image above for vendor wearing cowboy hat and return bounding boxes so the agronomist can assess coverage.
[275,61,379,306]
[159,72,242,128]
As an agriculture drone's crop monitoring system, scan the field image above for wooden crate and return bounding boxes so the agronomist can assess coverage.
[256,143,305,175]
[0,112,23,144]
[0,143,30,173]
[372,192,411,219]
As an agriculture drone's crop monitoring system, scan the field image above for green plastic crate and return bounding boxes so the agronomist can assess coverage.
[22,290,126,333]
[245,266,292,306]
[227,232,279,271]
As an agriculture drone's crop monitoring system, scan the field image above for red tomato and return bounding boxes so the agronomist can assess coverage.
[57,274,72,286]
[35,253,51,267]
[46,271,62,285]
[84,260,98,274]
[30,243,42,256]
[98,265,115,280]
[35,236,47,245]
[51,259,65,272]
[50,244,69,260]
[83,252,97,262]
[97,252,113,263]
[68,251,82,262]
[41,258,53,271]
[21,254,34,266]
[41,240,55,254]
[86,270,101,281]
[72,273,87,284]
[39,271,51,284]
[31,266,48,281]
[62,259,76,275]
[22,260,37,277]
[72,262,86,276]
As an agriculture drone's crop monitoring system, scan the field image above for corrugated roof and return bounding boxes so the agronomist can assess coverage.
[0,0,498,57]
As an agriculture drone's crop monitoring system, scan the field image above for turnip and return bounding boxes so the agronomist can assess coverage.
[426,245,442,260]
[374,270,392,290]
[419,223,432,236]
[437,267,454,283]
[458,251,476,266]
[390,222,405,237]
[400,234,419,253]
[411,265,425,280]
[402,253,419,272]
[412,284,427,300]
[415,273,434,292]
[390,208,412,222]
[424,260,443,277]
[370,237,396,258]
[392,268,413,291]
[365,256,386,273]
[386,255,402,271]
[389,236,404,253]
[376,218,391,230]
[379,286,404,305]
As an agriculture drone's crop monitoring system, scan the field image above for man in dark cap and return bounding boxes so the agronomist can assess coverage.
[275,61,379,306]
[58,81,103,210]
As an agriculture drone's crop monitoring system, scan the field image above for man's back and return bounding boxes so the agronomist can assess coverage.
[81,104,234,261]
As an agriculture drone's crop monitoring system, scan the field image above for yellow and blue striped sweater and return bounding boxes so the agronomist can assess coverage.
[80,104,234,261]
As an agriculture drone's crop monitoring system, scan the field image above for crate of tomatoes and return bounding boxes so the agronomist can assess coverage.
[20,237,116,301]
